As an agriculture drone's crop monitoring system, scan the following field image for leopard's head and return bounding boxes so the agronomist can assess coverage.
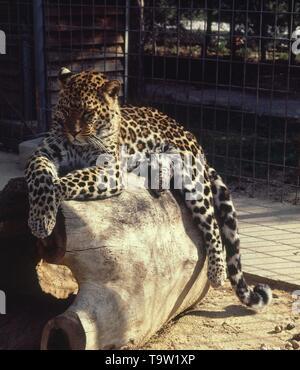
[55,68,121,148]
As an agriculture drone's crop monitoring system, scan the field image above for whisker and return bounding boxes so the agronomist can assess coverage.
[88,135,110,154]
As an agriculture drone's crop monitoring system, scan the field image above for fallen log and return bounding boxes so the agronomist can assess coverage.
[0,176,209,350]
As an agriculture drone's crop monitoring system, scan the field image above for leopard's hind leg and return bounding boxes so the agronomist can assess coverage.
[180,154,227,288]
[152,147,227,287]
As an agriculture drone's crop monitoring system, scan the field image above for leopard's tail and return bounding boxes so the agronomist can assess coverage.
[208,167,272,310]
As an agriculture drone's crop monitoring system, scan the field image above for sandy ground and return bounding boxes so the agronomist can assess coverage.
[143,282,300,351]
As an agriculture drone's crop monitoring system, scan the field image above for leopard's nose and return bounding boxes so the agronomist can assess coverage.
[71,130,82,138]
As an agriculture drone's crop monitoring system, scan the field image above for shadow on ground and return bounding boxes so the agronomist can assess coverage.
[185,305,257,319]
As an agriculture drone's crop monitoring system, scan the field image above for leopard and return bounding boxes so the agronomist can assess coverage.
[25,68,272,310]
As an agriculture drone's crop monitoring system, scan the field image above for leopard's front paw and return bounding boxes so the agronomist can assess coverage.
[28,182,62,239]
[208,260,227,289]
[28,210,58,239]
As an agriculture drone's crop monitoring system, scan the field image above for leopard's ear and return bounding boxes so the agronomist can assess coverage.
[58,67,73,87]
[102,80,121,99]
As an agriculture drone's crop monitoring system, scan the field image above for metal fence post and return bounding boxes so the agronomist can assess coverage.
[124,0,130,103]
[33,0,47,133]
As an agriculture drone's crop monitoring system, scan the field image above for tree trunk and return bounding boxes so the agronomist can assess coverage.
[0,176,209,351]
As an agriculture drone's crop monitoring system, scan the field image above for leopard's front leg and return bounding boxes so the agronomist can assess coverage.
[25,155,62,239]
[59,163,122,201]
[29,162,122,239]
[26,148,122,238]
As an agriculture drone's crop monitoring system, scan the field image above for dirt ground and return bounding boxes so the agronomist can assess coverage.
[144,281,300,351]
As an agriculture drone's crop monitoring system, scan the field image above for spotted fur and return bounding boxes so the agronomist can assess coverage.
[25,69,272,309]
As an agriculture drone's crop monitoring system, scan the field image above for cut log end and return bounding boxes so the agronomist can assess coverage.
[41,312,86,351]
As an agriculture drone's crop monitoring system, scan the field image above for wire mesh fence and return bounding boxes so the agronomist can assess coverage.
[0,0,36,150]
[127,0,300,204]
[0,0,300,202]
[44,0,128,121]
